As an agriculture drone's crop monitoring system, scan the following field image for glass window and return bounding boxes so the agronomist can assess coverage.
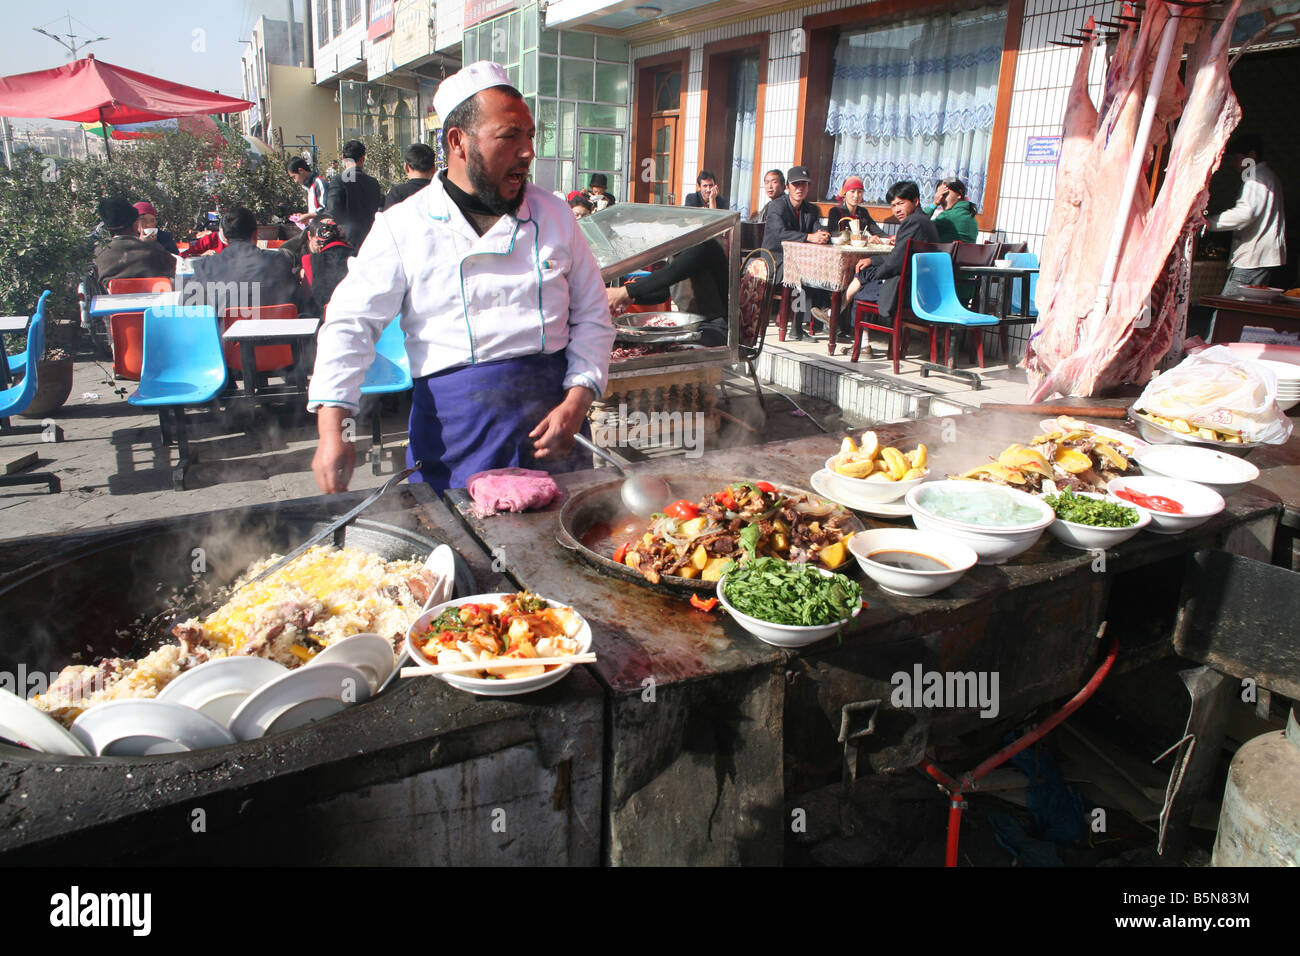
[561,31,594,58]
[597,36,629,63]
[578,104,626,129]
[654,70,682,112]
[341,80,362,113]
[538,55,557,97]
[507,64,520,89]
[538,99,558,158]
[523,6,539,51]
[463,28,478,65]
[523,50,537,96]
[347,0,361,24]
[532,159,556,192]
[539,27,558,54]
[579,132,622,172]
[330,0,340,39]
[825,4,1007,209]
[560,102,576,156]
[561,160,574,194]
[560,59,593,101]
[595,63,628,104]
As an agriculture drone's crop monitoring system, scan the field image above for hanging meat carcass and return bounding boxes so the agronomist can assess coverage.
[1024,0,1243,401]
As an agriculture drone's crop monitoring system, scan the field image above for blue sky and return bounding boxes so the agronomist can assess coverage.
[1,0,303,127]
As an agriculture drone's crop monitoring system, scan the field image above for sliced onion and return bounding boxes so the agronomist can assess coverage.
[792,496,836,516]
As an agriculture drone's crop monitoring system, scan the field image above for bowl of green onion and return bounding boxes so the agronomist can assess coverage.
[716,557,863,647]
[1043,489,1150,551]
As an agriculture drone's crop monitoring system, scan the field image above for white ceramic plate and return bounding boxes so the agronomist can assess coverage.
[421,544,457,611]
[1132,444,1259,498]
[0,687,91,756]
[1105,476,1225,535]
[406,594,592,697]
[308,633,395,693]
[810,469,912,517]
[1038,419,1149,451]
[228,662,370,740]
[70,699,236,756]
[156,656,288,727]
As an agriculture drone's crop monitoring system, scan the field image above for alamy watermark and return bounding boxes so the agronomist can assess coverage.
[891,664,1000,718]
[592,403,705,459]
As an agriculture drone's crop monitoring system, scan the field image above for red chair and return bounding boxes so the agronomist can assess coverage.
[105,278,174,380]
[265,239,286,249]
[849,239,925,372]
[221,303,298,374]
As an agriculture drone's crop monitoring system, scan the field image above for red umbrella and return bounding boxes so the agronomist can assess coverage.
[0,54,252,159]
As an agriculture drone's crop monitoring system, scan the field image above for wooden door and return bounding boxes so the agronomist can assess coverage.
[649,115,679,205]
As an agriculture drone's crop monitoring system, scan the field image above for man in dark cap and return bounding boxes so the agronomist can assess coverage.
[583,173,615,212]
[763,166,830,339]
[90,197,177,294]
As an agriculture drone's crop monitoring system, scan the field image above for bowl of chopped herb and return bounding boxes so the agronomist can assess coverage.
[1043,489,1150,551]
[716,557,863,647]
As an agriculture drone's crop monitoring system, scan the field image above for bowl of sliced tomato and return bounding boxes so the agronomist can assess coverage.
[1104,476,1224,536]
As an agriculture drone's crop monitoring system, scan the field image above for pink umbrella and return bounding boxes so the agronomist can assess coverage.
[0,54,251,159]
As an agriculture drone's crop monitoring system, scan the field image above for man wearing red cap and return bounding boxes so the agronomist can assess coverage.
[133,201,180,256]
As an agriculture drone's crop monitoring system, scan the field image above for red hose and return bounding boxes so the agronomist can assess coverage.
[922,632,1119,866]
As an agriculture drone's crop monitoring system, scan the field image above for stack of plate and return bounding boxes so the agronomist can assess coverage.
[1237,285,1284,303]
[1256,358,1300,412]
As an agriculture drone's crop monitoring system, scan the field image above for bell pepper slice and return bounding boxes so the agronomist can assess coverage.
[689,593,719,612]
[754,481,776,494]
[665,499,701,520]
[612,541,629,564]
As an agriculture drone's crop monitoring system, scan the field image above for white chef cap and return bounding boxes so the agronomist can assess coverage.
[434,61,514,122]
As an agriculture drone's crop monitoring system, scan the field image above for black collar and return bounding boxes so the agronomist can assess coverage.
[439,170,499,218]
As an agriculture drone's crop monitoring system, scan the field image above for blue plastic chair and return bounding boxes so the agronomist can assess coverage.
[910,252,1000,371]
[128,306,227,490]
[359,317,412,474]
[1005,251,1039,319]
[0,291,60,493]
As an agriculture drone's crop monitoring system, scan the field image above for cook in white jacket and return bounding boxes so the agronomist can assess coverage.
[308,62,615,493]
[1205,134,1287,296]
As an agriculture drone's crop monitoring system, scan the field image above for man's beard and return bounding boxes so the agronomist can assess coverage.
[466,143,527,216]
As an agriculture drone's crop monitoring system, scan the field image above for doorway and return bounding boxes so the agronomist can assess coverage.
[633,56,686,204]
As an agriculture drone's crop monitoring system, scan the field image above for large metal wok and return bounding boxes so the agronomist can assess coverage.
[556,475,867,594]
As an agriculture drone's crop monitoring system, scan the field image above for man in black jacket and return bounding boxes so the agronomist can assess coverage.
[847,180,939,321]
[326,139,384,249]
[684,170,728,210]
[90,198,177,295]
[383,143,436,209]
[763,166,830,339]
[184,206,311,316]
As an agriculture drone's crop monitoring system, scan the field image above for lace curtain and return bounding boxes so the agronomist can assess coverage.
[728,55,760,219]
[824,7,1006,210]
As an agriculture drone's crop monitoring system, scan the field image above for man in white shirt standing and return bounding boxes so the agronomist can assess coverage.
[287,157,328,216]
[1206,134,1287,296]
[308,61,615,493]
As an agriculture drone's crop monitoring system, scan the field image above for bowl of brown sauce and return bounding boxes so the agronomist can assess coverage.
[848,528,978,597]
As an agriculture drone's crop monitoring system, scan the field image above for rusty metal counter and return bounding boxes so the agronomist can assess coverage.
[446,405,1284,865]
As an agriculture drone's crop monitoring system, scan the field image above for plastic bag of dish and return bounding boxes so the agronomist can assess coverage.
[1136,345,1293,444]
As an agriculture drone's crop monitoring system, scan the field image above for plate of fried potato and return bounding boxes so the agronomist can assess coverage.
[1128,406,1261,457]
[824,431,930,502]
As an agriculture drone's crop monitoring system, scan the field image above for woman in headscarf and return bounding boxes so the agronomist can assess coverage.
[826,176,887,239]
[301,216,356,317]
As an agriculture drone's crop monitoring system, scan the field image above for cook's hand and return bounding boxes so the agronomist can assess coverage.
[530,386,594,460]
[312,406,356,493]
[809,230,831,245]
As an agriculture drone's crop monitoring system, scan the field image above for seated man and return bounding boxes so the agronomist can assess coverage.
[762,166,831,339]
[605,241,729,346]
[583,173,616,212]
[840,180,939,327]
[684,170,729,210]
[90,197,177,294]
[133,201,180,256]
[183,206,311,316]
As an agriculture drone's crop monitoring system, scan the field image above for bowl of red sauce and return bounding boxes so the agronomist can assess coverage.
[1104,476,1224,536]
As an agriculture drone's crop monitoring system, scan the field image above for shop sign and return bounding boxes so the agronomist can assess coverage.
[369,0,395,39]
[465,0,518,29]
[393,0,433,67]
[1025,135,1062,165]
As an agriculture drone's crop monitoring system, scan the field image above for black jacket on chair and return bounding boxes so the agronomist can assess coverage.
[761,194,820,264]
[870,209,940,319]
[91,236,177,294]
[184,240,310,316]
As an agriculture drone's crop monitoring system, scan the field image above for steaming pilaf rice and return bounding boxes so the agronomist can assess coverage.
[32,546,436,726]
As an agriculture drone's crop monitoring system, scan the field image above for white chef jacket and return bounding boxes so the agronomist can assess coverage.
[308,176,615,413]
[1205,161,1287,270]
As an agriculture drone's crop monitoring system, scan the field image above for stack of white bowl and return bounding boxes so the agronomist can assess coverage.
[1256,359,1300,412]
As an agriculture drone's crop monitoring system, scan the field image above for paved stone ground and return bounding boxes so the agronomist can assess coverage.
[0,352,856,543]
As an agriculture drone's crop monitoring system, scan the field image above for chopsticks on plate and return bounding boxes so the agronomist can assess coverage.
[400,654,597,677]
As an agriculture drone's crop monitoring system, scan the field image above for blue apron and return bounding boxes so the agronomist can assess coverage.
[406,350,589,492]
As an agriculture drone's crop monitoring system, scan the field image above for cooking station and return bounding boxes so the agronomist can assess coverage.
[1,403,1294,865]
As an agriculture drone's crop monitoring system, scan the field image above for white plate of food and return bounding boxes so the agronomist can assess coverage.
[1037,417,1148,452]
[0,687,91,756]
[155,656,288,727]
[307,633,395,693]
[70,699,237,756]
[228,662,370,740]
[810,469,912,517]
[406,592,591,696]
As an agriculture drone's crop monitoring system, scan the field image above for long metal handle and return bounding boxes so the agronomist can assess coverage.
[247,463,421,584]
[573,433,628,476]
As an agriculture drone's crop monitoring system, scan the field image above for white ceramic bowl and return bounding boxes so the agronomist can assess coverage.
[1104,476,1225,535]
[823,455,928,503]
[156,656,288,727]
[716,567,861,647]
[407,593,592,696]
[1043,491,1151,551]
[830,235,846,245]
[848,528,977,597]
[905,480,1056,565]
[1132,444,1259,498]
